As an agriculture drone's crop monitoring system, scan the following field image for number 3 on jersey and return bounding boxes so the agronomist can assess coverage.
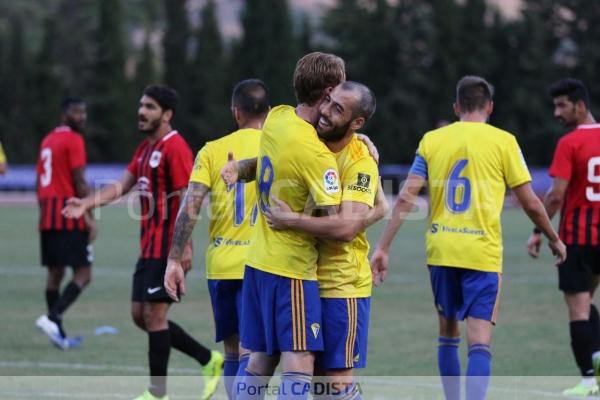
[258,156,274,213]
[445,159,471,213]
[40,148,52,187]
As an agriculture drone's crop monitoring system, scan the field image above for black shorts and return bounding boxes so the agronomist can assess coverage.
[131,258,173,303]
[40,230,92,268]
[558,245,600,293]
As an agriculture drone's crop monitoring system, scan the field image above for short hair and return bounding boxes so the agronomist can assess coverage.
[143,84,179,114]
[548,78,590,108]
[456,76,494,113]
[61,97,85,112]
[293,52,346,106]
[232,79,270,117]
[339,81,376,121]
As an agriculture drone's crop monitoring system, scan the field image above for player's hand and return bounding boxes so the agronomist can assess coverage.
[221,152,239,185]
[356,133,379,164]
[181,241,193,273]
[264,196,298,230]
[164,259,186,302]
[63,197,86,219]
[549,238,567,266]
[370,247,389,286]
[526,233,542,258]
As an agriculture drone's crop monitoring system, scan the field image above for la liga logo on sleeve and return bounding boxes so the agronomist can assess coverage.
[323,169,340,194]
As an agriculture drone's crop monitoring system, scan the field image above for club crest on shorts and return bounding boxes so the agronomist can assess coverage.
[323,169,339,194]
[149,151,162,168]
[311,322,320,338]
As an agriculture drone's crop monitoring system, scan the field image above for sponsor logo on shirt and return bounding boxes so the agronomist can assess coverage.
[323,169,340,194]
[347,172,372,193]
[213,236,251,248]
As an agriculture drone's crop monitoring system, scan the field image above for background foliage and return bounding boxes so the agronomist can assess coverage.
[1,0,598,164]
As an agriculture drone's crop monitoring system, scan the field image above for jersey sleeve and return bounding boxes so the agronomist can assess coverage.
[189,145,212,188]
[127,146,141,178]
[0,141,6,164]
[168,139,193,191]
[503,136,532,188]
[68,135,86,170]
[341,157,379,207]
[301,151,342,207]
[548,136,572,181]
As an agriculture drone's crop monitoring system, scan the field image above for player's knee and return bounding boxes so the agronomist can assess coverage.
[439,318,460,337]
[142,307,166,330]
[280,351,315,374]
[223,335,240,354]
[130,307,145,330]
[73,268,92,288]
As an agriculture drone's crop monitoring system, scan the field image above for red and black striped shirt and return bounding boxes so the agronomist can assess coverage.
[127,131,193,259]
[36,126,87,231]
[549,124,600,246]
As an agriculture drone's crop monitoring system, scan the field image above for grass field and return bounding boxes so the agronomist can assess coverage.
[0,202,583,398]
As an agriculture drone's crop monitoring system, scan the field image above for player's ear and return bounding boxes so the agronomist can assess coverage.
[453,103,460,118]
[350,117,365,132]
[163,109,174,123]
[487,101,494,116]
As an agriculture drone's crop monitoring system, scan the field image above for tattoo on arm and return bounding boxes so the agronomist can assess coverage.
[238,158,258,182]
[168,183,210,260]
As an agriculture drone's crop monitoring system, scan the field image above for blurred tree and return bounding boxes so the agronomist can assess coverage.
[297,13,314,55]
[133,36,157,96]
[4,16,34,162]
[188,0,231,150]
[237,0,296,105]
[163,0,192,140]
[89,0,133,161]
[31,17,64,146]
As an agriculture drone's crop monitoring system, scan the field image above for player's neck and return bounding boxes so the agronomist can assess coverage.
[296,103,320,126]
[459,112,488,123]
[579,113,596,126]
[325,132,354,153]
[147,125,173,144]
[239,119,263,130]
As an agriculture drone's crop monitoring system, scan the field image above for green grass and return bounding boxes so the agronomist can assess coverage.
[0,203,580,395]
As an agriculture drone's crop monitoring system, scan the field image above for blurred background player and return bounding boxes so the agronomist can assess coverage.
[222,52,346,400]
[35,97,95,350]
[264,81,387,400]
[527,78,600,397]
[370,76,566,400]
[63,85,223,400]
[164,79,270,399]
[0,140,7,175]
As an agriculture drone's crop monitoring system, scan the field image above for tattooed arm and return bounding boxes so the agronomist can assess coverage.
[164,182,210,301]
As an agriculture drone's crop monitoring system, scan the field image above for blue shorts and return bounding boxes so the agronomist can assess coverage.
[317,297,370,370]
[240,265,323,355]
[429,266,502,324]
[207,279,243,342]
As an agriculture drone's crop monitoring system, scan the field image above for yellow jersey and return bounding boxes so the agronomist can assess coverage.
[414,122,531,273]
[189,128,261,279]
[318,134,378,298]
[247,105,342,280]
[0,141,6,164]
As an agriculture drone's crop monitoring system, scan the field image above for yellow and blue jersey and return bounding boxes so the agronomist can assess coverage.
[410,122,531,273]
[246,105,342,280]
[189,128,261,279]
[317,134,379,298]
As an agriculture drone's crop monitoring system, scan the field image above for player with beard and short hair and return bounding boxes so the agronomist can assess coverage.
[63,85,223,400]
[35,97,95,350]
[263,81,387,400]
[527,78,600,397]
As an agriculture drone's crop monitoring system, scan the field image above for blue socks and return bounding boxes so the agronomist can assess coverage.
[466,343,491,400]
[277,372,312,400]
[224,352,240,399]
[232,354,251,399]
[438,337,461,400]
